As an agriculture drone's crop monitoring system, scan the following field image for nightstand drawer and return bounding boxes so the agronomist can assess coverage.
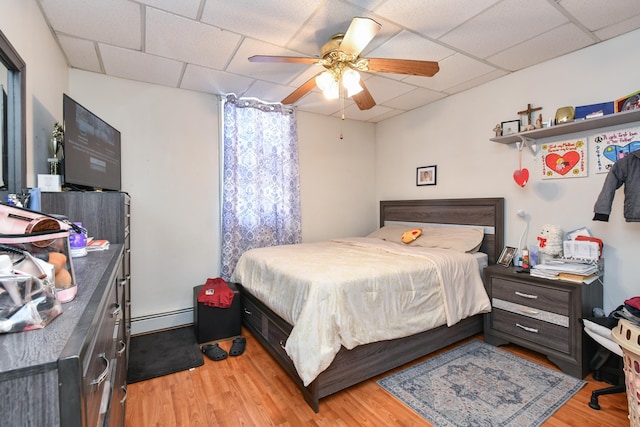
[492,277,569,316]
[491,308,569,353]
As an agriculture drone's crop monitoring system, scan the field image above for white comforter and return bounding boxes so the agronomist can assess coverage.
[231,237,490,386]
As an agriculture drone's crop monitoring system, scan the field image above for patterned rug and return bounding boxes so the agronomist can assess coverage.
[377,340,584,426]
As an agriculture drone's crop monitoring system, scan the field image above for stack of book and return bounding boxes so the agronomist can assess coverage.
[530,259,600,283]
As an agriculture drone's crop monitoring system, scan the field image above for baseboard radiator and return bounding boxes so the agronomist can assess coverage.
[131,307,194,335]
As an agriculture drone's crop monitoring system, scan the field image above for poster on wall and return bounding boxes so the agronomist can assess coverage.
[591,126,640,174]
[540,139,588,179]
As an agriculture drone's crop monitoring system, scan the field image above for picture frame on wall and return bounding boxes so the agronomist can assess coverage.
[416,165,437,186]
[501,120,521,136]
[497,246,517,267]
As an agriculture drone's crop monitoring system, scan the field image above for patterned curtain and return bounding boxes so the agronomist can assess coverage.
[220,94,302,280]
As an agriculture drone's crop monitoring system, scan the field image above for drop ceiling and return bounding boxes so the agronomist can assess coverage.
[37,0,640,122]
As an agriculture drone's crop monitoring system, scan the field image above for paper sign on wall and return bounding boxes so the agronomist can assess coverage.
[540,139,588,179]
[591,126,640,173]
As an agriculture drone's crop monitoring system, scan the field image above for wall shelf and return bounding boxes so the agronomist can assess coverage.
[491,109,640,144]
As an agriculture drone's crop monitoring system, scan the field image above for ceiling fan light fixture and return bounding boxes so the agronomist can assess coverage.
[315,71,334,92]
[342,68,362,96]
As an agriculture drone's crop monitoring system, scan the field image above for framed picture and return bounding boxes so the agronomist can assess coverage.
[497,246,517,267]
[416,165,437,186]
[501,120,521,136]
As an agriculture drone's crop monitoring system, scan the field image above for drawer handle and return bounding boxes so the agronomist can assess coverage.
[117,339,126,356]
[515,291,538,299]
[243,308,252,315]
[111,303,122,317]
[515,323,539,334]
[91,354,110,387]
[118,279,127,287]
[279,340,286,351]
[120,385,128,405]
[517,307,539,315]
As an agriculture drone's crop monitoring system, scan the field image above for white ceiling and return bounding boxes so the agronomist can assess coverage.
[37,0,640,122]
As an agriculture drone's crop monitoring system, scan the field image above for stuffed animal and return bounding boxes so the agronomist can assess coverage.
[537,224,563,256]
[401,228,422,244]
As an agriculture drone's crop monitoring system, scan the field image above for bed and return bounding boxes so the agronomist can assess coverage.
[233,197,504,412]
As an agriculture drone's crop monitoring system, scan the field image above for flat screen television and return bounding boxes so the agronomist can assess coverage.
[62,94,121,191]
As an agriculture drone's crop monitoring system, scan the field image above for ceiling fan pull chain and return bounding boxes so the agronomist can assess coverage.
[340,87,345,140]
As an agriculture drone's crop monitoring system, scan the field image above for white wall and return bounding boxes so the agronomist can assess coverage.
[376,29,640,313]
[0,0,70,184]
[297,112,377,242]
[69,72,377,333]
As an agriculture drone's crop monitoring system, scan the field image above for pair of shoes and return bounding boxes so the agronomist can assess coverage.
[202,343,227,361]
[230,337,246,356]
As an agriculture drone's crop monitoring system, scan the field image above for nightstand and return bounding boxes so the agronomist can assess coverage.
[483,264,603,378]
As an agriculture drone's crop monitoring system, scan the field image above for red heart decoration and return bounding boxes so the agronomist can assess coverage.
[513,168,529,187]
[544,151,580,175]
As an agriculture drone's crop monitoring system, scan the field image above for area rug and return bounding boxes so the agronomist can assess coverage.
[127,325,204,383]
[377,340,584,426]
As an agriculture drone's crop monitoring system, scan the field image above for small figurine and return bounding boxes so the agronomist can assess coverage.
[493,123,502,137]
[535,114,543,129]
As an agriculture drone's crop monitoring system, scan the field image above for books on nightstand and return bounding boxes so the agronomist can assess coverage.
[530,259,601,284]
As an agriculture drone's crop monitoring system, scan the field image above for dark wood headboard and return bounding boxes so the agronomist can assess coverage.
[380,198,504,265]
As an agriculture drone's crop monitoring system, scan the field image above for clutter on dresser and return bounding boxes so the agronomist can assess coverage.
[0,202,79,303]
[530,226,603,284]
[68,222,88,258]
[0,249,63,333]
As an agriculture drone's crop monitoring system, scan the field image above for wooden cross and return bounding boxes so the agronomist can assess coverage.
[517,103,542,126]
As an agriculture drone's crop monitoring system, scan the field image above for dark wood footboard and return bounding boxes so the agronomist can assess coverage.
[238,283,483,412]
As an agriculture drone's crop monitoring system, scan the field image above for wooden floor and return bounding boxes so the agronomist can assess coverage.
[125,328,630,426]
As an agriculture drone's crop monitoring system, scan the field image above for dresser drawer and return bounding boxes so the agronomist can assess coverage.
[492,277,569,316]
[491,308,570,353]
[84,282,120,427]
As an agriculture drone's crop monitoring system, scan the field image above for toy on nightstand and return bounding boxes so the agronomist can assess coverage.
[537,224,563,262]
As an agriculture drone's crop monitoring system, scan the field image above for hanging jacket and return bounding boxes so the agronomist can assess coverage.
[593,149,640,222]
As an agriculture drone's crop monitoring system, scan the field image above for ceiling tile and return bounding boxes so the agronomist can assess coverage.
[405,53,495,92]
[595,14,640,41]
[227,38,310,85]
[181,64,254,96]
[381,87,447,110]
[373,0,501,39]
[487,23,593,72]
[242,80,302,103]
[366,30,455,61]
[99,43,184,87]
[360,75,417,104]
[443,69,507,95]
[439,0,568,58]
[39,0,141,49]
[559,0,640,32]
[200,0,322,47]
[137,0,202,19]
[57,34,102,73]
[146,8,241,70]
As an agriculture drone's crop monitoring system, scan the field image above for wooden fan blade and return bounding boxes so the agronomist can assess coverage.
[282,74,320,104]
[249,55,319,65]
[339,17,381,56]
[351,80,376,110]
[366,58,440,77]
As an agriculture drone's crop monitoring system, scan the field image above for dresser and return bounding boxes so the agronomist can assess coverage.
[6,190,133,427]
[0,246,126,426]
[483,264,603,378]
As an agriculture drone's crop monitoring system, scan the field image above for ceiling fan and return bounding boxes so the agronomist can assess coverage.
[249,17,440,110]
